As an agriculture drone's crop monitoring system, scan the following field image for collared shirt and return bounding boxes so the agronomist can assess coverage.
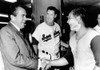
[32,22,61,59]
[10,21,20,31]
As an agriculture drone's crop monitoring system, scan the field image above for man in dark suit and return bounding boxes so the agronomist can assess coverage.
[0,3,38,70]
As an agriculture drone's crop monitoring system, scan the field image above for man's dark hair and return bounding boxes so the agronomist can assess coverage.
[47,6,60,22]
[8,3,26,20]
[47,6,58,15]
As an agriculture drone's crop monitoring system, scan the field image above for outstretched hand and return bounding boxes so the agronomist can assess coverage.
[41,58,51,70]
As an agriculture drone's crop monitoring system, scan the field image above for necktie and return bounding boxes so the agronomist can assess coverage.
[18,31,33,57]
[19,31,23,37]
[18,31,28,45]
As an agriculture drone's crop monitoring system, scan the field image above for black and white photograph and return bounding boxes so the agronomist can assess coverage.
[0,0,100,70]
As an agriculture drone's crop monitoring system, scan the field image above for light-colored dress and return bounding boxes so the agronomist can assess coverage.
[70,28,100,70]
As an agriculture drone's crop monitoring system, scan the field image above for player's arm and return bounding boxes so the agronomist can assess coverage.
[32,37,39,55]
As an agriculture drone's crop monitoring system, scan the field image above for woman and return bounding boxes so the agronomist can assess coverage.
[67,7,100,70]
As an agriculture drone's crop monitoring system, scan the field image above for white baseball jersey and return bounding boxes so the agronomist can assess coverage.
[32,22,61,59]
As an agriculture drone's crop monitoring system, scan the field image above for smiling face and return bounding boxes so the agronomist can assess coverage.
[67,11,81,32]
[46,9,56,26]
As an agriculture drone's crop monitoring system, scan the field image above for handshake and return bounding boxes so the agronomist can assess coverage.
[40,58,52,70]
[40,57,74,70]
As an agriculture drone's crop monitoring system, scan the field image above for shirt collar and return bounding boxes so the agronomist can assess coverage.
[10,21,20,31]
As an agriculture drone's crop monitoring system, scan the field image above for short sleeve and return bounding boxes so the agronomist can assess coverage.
[32,25,41,41]
[56,23,62,37]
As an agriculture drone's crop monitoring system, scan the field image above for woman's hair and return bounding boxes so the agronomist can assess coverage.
[72,7,86,19]
[71,7,96,28]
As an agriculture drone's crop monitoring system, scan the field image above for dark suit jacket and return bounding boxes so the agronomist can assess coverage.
[0,23,38,70]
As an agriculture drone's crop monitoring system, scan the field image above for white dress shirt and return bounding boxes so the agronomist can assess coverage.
[10,21,20,31]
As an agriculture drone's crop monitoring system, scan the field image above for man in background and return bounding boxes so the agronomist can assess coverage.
[32,6,68,70]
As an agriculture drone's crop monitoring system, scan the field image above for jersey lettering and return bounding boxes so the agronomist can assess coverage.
[42,31,60,42]
[54,31,60,38]
[42,34,52,42]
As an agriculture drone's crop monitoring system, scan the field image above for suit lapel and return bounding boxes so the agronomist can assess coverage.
[8,23,27,45]
[8,23,29,50]
[8,23,34,57]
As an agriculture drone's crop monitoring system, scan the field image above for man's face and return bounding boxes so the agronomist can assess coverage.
[67,12,81,32]
[46,10,56,26]
[14,7,27,29]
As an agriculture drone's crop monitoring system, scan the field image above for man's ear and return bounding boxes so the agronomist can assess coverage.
[10,15,15,20]
[54,14,57,18]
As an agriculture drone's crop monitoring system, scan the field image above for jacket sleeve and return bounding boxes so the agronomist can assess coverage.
[0,29,38,69]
